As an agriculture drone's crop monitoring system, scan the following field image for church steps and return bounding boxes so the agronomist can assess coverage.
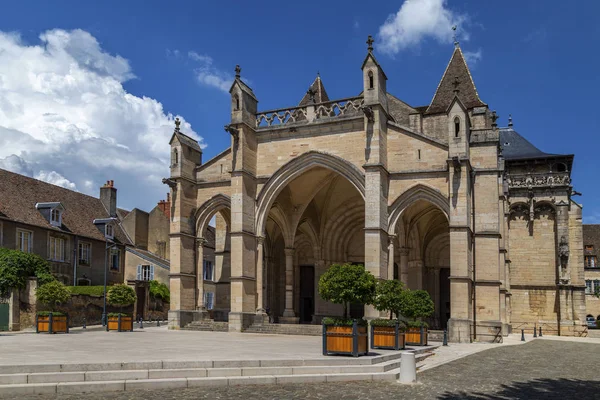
[0,348,436,395]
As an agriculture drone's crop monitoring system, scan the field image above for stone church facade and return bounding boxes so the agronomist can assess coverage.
[166,39,586,341]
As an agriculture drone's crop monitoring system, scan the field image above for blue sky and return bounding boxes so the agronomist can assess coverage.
[0,0,598,221]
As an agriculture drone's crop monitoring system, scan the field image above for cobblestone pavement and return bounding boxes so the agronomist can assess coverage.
[7,339,600,399]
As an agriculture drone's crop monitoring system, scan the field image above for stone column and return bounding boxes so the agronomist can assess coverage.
[196,238,206,312]
[399,248,409,285]
[388,235,396,281]
[281,248,299,323]
[256,237,265,313]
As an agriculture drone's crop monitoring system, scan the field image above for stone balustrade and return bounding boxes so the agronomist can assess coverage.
[506,172,571,189]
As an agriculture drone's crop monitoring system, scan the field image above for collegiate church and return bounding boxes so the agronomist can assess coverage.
[165,37,586,342]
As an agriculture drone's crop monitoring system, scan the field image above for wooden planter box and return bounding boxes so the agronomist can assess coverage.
[322,320,368,357]
[107,315,134,332]
[36,313,69,334]
[405,326,428,346]
[371,323,405,351]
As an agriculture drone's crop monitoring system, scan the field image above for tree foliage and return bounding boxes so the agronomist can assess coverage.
[107,284,136,308]
[399,289,435,321]
[0,248,55,296]
[36,281,71,309]
[372,279,405,319]
[149,280,170,302]
[318,263,376,318]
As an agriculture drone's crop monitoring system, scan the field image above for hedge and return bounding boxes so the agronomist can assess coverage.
[67,286,106,296]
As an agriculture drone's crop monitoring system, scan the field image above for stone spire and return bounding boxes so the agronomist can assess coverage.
[298,74,330,106]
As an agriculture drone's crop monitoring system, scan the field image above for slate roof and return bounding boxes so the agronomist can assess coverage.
[170,131,202,152]
[0,168,132,244]
[426,46,486,114]
[127,247,170,270]
[299,75,330,106]
[499,128,570,161]
[583,225,600,256]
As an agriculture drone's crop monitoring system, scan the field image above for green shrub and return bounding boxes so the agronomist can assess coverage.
[406,320,429,328]
[149,280,170,302]
[107,312,130,317]
[322,317,368,327]
[318,263,376,318]
[68,286,105,296]
[372,280,405,320]
[0,248,55,296]
[37,311,65,317]
[399,289,434,320]
[107,284,136,310]
[36,281,71,309]
[370,318,406,329]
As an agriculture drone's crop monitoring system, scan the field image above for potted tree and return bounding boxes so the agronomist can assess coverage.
[400,289,434,346]
[35,280,71,334]
[106,284,136,332]
[371,279,406,350]
[319,263,375,357]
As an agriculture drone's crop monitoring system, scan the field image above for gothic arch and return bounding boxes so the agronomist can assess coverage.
[256,151,366,237]
[195,194,231,237]
[388,184,449,236]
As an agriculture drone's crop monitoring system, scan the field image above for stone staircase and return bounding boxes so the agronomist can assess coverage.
[0,348,436,395]
[244,323,322,336]
[182,320,229,332]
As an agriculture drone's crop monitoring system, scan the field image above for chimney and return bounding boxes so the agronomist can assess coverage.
[158,193,171,219]
[100,180,117,217]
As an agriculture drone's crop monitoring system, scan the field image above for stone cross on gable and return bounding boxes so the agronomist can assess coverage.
[366,35,374,52]
[235,65,241,78]
[174,117,181,132]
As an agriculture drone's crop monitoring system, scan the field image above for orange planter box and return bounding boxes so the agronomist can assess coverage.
[406,327,428,346]
[36,314,68,334]
[107,316,133,332]
[371,325,405,350]
[323,322,368,357]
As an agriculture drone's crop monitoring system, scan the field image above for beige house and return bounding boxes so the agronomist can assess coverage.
[165,39,586,341]
[583,225,600,324]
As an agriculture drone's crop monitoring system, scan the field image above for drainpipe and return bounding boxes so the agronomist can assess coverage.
[73,235,78,286]
[471,169,477,342]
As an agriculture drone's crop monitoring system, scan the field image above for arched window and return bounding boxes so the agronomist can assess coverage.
[454,117,460,138]
[553,163,567,173]
[233,94,240,111]
[368,71,374,89]
[172,148,178,166]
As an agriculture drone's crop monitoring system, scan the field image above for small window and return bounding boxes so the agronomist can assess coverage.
[17,229,32,253]
[203,260,214,281]
[172,149,178,166]
[368,71,374,89]
[586,280,593,294]
[454,117,460,138]
[595,280,600,294]
[49,237,65,262]
[50,209,62,226]
[233,94,240,110]
[78,242,91,265]
[418,149,421,160]
[110,249,120,271]
[204,292,215,310]
[105,224,114,239]
[554,163,567,173]
[585,256,598,268]
[137,265,154,281]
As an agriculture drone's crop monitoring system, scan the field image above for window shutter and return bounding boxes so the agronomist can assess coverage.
[150,265,155,280]
[136,265,141,280]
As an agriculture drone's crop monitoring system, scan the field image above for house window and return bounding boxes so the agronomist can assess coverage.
[586,280,593,294]
[105,224,114,239]
[204,292,214,310]
[78,242,91,265]
[17,229,32,253]
[110,249,120,271]
[50,209,62,226]
[137,265,154,281]
[454,117,460,138]
[203,260,214,281]
[172,149,178,166]
[585,256,598,268]
[49,237,65,262]
[595,280,600,295]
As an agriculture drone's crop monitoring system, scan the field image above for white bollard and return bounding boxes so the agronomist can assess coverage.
[398,351,417,384]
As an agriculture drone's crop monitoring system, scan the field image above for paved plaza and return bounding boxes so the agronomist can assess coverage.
[1,329,599,399]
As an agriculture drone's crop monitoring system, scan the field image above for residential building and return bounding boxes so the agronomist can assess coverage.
[583,225,600,323]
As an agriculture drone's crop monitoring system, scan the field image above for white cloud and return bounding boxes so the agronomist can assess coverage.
[463,49,482,65]
[0,29,204,210]
[377,0,469,55]
[188,51,233,93]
